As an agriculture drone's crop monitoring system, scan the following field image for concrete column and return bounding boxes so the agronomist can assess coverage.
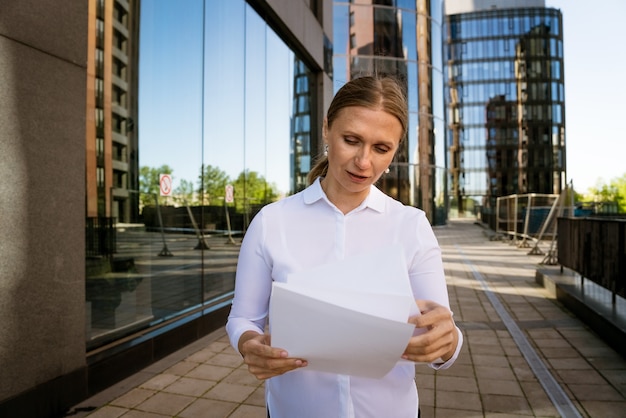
[0,0,88,411]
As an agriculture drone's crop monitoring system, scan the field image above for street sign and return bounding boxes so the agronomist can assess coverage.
[225,184,234,203]
[159,174,172,197]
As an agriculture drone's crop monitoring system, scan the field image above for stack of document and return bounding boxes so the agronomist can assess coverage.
[269,246,420,379]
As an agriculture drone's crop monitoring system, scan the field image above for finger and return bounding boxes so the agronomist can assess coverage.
[412,304,453,326]
[243,335,287,359]
[402,343,452,363]
[415,299,440,313]
[403,324,456,359]
[248,357,308,380]
[240,332,311,377]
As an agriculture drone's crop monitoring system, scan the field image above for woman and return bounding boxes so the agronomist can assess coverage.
[226,75,462,418]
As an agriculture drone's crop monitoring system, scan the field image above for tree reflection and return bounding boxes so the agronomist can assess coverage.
[139,164,280,212]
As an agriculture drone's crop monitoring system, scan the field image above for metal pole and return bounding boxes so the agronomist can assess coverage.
[154,193,173,257]
[224,198,236,245]
[186,203,210,250]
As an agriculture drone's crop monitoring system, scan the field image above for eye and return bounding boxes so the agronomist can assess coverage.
[374,145,391,154]
[343,136,358,145]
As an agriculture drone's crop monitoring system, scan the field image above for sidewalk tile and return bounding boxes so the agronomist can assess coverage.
[163,376,216,397]
[185,364,234,381]
[178,398,237,418]
[581,401,626,418]
[203,382,258,403]
[134,392,195,416]
[139,374,180,391]
[481,394,531,415]
[109,388,156,409]
[436,390,482,411]
[478,379,524,396]
[228,404,267,418]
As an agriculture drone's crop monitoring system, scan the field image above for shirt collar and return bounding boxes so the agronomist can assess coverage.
[303,177,386,213]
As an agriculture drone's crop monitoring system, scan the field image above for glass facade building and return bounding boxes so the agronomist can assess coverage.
[84,0,323,352]
[0,1,332,416]
[443,1,566,225]
[333,0,448,225]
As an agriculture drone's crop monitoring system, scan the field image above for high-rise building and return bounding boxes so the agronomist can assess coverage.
[86,0,140,222]
[333,0,448,225]
[443,0,566,225]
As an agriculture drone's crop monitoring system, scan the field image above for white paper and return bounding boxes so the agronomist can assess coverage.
[269,246,420,378]
[286,246,420,317]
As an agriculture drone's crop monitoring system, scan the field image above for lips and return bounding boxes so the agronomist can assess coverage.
[347,171,369,182]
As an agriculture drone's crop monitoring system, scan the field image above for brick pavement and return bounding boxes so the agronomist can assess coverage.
[69,218,626,418]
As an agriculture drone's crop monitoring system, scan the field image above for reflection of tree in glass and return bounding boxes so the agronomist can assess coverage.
[174,179,195,206]
[232,170,280,210]
[139,164,173,208]
[198,165,230,205]
[140,164,281,211]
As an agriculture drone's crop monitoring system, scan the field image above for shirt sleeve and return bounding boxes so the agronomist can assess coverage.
[408,213,463,369]
[225,210,273,354]
[430,327,464,370]
[407,213,448,306]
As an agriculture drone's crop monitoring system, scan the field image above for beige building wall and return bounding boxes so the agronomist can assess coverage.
[0,0,88,413]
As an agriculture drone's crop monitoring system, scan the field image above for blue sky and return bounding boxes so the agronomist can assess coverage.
[138,1,294,195]
[138,1,626,195]
[546,0,626,191]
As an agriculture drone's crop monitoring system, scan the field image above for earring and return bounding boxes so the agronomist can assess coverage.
[324,144,329,156]
[385,168,390,174]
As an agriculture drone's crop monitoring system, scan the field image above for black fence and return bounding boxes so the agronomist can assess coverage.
[141,205,262,233]
[86,217,117,257]
[557,217,626,299]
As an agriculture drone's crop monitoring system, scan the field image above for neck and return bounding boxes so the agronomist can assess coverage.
[320,178,368,214]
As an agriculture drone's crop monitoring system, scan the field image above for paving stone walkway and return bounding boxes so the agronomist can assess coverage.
[69,218,626,417]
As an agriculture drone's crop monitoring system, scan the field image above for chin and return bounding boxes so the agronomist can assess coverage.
[344,180,372,192]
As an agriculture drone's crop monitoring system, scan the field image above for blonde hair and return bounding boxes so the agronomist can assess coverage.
[307,75,408,185]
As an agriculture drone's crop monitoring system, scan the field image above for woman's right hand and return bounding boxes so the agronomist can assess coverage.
[238,331,308,380]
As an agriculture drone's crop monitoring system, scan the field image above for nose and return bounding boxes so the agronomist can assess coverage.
[354,146,372,170]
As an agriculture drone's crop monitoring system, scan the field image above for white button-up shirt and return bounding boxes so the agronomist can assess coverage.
[226,178,462,418]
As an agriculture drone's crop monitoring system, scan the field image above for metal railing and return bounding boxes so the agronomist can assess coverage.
[557,217,626,303]
[495,193,572,255]
[86,217,117,258]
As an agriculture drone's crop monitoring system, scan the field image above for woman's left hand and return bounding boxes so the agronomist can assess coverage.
[402,299,458,363]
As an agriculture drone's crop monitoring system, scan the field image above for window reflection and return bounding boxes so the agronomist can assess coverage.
[334,0,446,225]
[85,0,315,350]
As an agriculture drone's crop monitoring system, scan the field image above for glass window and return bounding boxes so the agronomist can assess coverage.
[334,5,350,56]
[86,0,315,350]
[407,61,418,113]
[432,69,444,120]
[431,18,442,66]
[431,0,443,24]
[552,104,562,123]
[397,0,416,10]
[401,10,417,60]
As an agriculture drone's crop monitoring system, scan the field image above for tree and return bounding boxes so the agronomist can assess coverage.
[174,178,196,206]
[610,173,626,213]
[139,165,173,208]
[583,174,626,214]
[232,170,279,211]
[198,164,230,205]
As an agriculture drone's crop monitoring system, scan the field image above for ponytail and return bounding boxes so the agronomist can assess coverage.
[307,155,328,185]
